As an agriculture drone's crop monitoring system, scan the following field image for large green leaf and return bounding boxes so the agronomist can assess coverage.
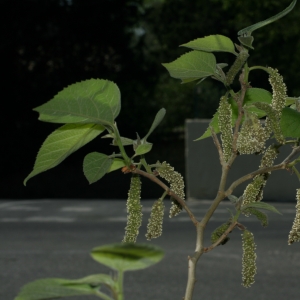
[143,108,166,141]
[195,88,272,140]
[181,35,237,55]
[14,278,97,300]
[34,79,121,126]
[91,243,164,272]
[238,0,297,37]
[24,124,104,185]
[83,152,112,184]
[162,50,216,83]
[281,107,300,138]
[242,202,281,215]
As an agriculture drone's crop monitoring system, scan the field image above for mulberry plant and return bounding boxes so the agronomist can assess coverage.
[16,0,300,300]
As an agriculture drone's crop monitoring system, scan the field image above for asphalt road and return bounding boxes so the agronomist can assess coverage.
[1,199,300,300]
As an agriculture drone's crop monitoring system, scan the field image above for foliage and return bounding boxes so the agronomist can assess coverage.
[16,1,300,300]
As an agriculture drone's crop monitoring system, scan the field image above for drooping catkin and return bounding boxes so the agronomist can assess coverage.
[225,49,249,85]
[122,175,143,243]
[237,112,267,154]
[241,230,257,288]
[242,175,266,208]
[288,189,300,245]
[211,222,230,245]
[156,162,185,217]
[146,198,165,240]
[218,96,233,162]
[259,145,278,169]
[253,102,285,144]
[268,67,287,116]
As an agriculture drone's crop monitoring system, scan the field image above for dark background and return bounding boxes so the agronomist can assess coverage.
[2,0,300,199]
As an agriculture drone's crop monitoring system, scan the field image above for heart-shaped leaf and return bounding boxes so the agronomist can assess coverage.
[83,152,112,184]
[34,79,121,126]
[162,50,216,83]
[91,243,164,272]
[107,158,126,173]
[24,124,104,185]
[134,143,153,156]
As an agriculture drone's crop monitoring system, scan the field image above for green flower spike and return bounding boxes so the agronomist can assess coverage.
[237,112,267,154]
[146,198,165,240]
[242,175,266,210]
[241,230,257,288]
[123,175,143,243]
[156,162,185,218]
[268,67,287,116]
[288,189,300,245]
[259,145,278,169]
[211,222,230,245]
[218,96,233,162]
[225,48,249,85]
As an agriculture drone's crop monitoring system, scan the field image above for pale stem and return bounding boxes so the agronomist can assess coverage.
[116,270,124,300]
[94,290,114,300]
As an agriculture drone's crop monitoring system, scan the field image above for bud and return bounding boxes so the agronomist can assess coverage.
[288,189,300,245]
[237,112,267,154]
[156,162,185,217]
[218,96,233,162]
[241,230,257,288]
[146,198,165,240]
[122,175,143,243]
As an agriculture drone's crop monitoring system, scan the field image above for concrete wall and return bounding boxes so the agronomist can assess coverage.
[185,119,299,202]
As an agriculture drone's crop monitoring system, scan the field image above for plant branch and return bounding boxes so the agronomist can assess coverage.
[94,290,114,300]
[131,168,198,226]
[209,125,224,165]
[225,147,300,196]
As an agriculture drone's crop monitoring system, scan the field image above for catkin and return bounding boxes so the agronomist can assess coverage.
[226,49,249,85]
[288,189,300,245]
[218,96,233,162]
[241,230,257,288]
[146,198,165,240]
[237,112,267,154]
[122,175,143,243]
[242,175,266,209]
[156,162,185,217]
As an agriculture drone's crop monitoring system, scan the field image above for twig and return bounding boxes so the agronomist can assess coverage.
[209,126,224,165]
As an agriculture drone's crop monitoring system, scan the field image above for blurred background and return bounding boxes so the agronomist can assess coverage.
[2,0,300,199]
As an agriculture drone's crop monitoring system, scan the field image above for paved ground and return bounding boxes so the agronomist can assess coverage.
[1,199,300,300]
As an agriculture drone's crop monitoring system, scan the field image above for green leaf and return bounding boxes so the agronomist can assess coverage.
[34,79,121,126]
[24,124,104,185]
[143,108,166,141]
[162,50,216,83]
[14,278,96,300]
[194,88,272,140]
[91,243,164,272]
[83,152,112,184]
[281,107,300,138]
[134,143,153,156]
[238,35,254,49]
[242,202,281,215]
[181,35,237,55]
[102,133,134,146]
[238,0,297,37]
[107,158,126,173]
[243,88,272,117]
[72,274,116,289]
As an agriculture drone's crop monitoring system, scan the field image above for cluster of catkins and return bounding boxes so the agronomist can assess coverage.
[122,162,185,243]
